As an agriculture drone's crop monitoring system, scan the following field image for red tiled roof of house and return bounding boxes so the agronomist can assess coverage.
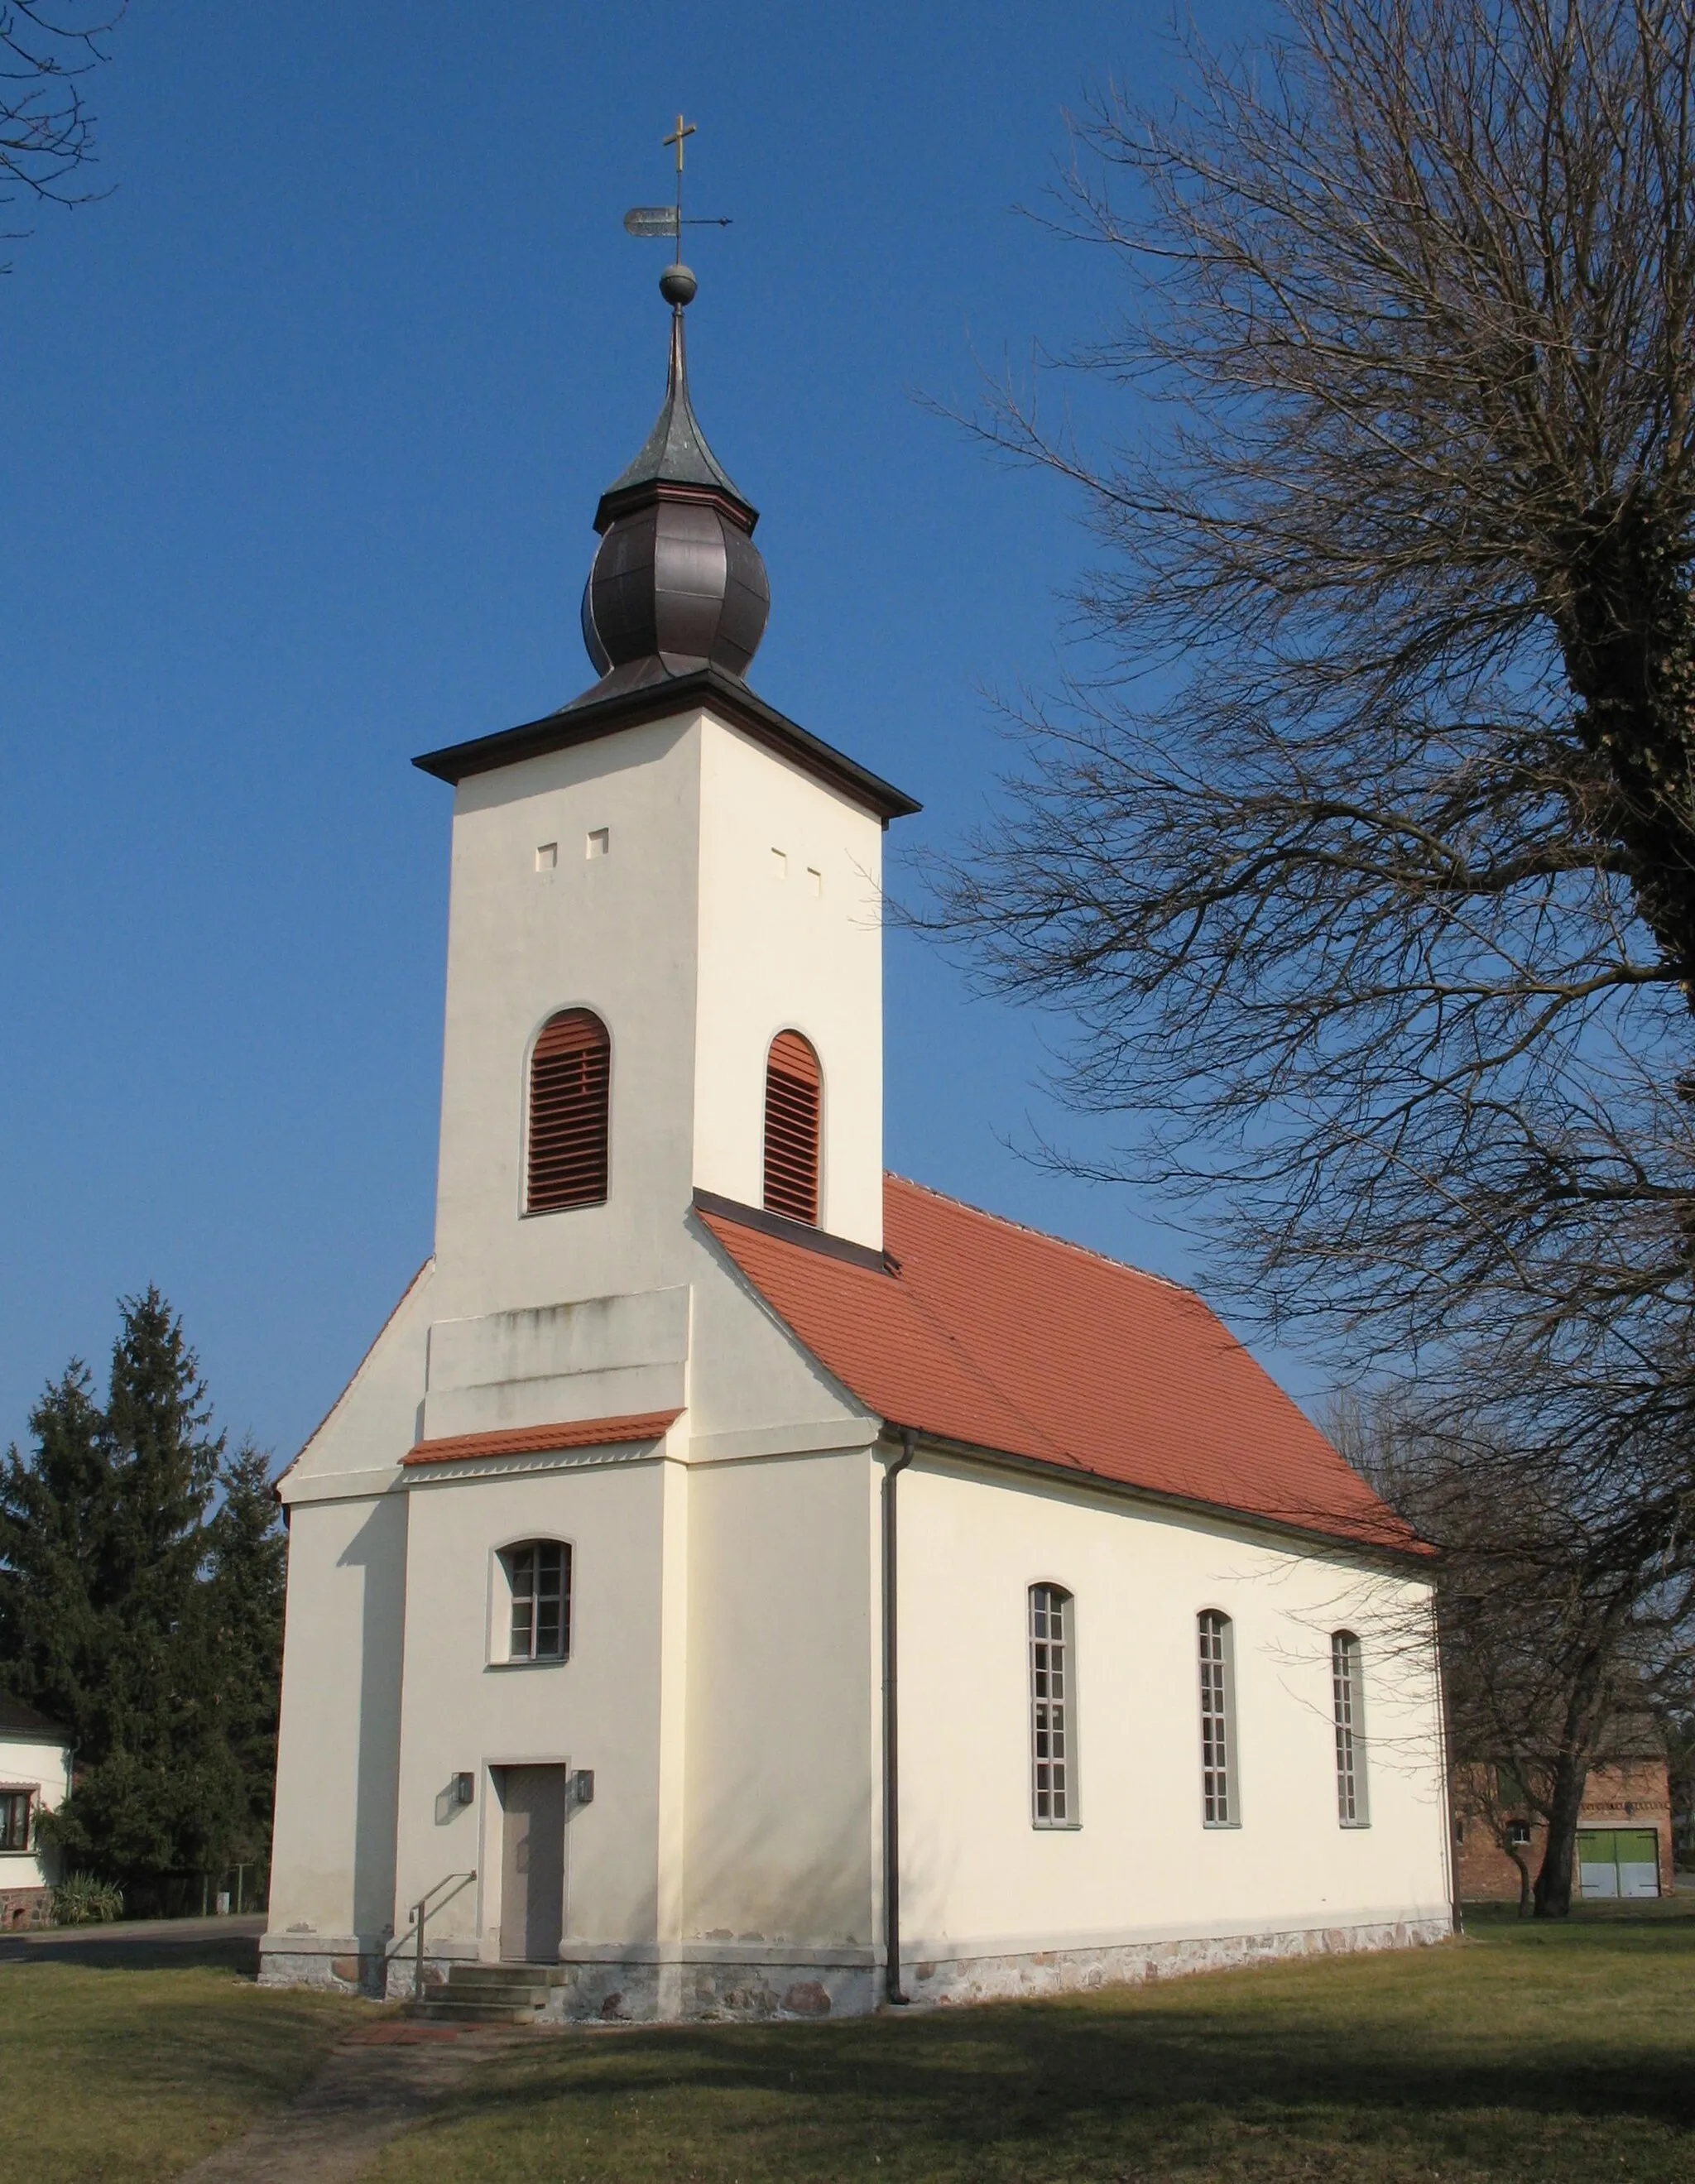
[698,1177,1420,1556]
[403,1411,681,1467]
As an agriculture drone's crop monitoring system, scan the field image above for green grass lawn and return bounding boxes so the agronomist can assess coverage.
[7,1907,1694,2182]
[0,1934,373,2184]
[367,1903,1695,2184]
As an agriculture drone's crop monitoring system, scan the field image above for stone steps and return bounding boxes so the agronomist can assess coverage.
[402,1961,567,2025]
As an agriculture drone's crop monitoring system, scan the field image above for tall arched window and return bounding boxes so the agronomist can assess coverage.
[1332,1630,1370,1825]
[1198,1610,1238,1826]
[762,1030,821,1224]
[526,1009,611,1213]
[1029,1582,1075,1826]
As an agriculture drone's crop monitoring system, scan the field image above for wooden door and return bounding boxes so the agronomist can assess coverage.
[500,1765,568,1962]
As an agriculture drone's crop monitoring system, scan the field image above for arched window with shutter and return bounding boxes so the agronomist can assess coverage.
[762,1030,821,1224]
[526,1009,611,1213]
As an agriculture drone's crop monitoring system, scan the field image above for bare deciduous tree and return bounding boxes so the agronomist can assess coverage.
[1333,1389,1695,1914]
[1,2,124,266]
[932,0,1695,1508]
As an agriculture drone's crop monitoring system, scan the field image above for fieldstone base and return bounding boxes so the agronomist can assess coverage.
[0,1885,50,1931]
[259,1939,389,1998]
[902,1915,1453,2009]
[375,1953,873,2023]
[682,1960,875,2022]
[265,1918,1450,2020]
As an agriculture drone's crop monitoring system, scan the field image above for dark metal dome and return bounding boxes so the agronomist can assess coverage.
[579,276,770,690]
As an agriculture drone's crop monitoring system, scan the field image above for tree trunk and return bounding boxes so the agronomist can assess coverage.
[1509,1846,1533,1918]
[1533,1750,1589,1918]
[1553,488,1695,1002]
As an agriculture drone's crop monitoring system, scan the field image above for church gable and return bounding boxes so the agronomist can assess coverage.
[283,1257,435,1490]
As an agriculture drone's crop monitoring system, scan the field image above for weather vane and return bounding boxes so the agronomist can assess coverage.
[622,113,731,262]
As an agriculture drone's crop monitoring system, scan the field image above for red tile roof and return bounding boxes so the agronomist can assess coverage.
[698,1178,1419,1556]
[404,1411,680,1467]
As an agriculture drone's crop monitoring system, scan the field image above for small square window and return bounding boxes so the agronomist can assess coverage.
[535,842,558,871]
[806,866,822,896]
[0,1790,33,1852]
[586,828,609,859]
[1508,1819,1532,1846]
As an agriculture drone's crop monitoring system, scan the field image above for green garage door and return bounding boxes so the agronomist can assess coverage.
[1577,1829,1660,1899]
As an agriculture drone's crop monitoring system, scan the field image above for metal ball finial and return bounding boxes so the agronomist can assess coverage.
[660,262,698,309]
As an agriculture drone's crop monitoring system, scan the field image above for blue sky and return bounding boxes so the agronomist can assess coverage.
[0,0,1289,1463]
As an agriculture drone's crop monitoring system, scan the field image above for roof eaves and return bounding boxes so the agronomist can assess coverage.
[402,1410,682,1467]
[413,666,921,825]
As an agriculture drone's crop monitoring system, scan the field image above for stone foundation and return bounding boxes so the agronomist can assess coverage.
[0,1885,50,1932]
[679,1959,875,2022]
[900,1915,1453,2009]
[258,1936,391,1998]
[264,1917,1450,2019]
[372,1949,874,2022]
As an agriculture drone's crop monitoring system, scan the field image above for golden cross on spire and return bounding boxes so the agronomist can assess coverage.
[663,113,695,175]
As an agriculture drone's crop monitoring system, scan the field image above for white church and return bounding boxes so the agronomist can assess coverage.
[261,256,1453,2021]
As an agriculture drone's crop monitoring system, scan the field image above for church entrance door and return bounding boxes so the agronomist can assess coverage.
[499,1765,568,1962]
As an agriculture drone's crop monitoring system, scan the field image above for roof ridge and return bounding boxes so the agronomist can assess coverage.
[883,1172,1195,1298]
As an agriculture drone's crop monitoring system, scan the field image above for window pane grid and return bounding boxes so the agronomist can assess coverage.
[1030,1584,1073,1825]
[1332,1630,1368,1825]
[506,1540,571,1663]
[0,1791,30,1852]
[1199,1610,1234,1825]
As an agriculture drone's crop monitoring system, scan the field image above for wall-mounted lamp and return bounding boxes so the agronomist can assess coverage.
[570,1769,595,1807]
[452,1771,475,1807]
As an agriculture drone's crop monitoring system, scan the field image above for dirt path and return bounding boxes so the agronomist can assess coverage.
[180,2023,518,2184]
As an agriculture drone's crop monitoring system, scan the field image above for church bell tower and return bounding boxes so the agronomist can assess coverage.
[410,251,919,1347]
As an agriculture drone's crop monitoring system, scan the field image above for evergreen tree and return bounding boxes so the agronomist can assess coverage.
[204,1439,286,1861]
[0,1290,286,1888]
[0,1362,109,1734]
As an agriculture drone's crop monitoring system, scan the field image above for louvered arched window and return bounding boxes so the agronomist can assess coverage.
[526,1009,611,1212]
[762,1030,821,1223]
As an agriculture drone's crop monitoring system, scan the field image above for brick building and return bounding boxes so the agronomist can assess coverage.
[1454,1723,1673,1902]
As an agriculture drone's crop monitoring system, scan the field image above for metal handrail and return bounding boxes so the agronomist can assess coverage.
[402,1869,477,2000]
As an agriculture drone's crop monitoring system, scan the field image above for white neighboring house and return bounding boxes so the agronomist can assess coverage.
[260,271,1455,2020]
[0,1694,71,1929]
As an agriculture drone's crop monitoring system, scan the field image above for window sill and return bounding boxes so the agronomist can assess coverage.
[1203,1820,1243,1831]
[485,1656,571,1672]
[1031,1820,1083,1832]
[1339,1818,1372,1830]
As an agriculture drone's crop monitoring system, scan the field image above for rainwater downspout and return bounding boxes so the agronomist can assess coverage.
[881,1427,916,2007]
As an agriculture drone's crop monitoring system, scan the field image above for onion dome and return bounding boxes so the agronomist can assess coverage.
[579,263,770,689]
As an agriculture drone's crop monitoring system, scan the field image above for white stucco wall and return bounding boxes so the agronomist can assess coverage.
[682,1448,879,1948]
[266,1491,408,1946]
[392,1452,670,1956]
[894,1454,1452,1963]
[431,715,703,1318]
[0,1730,71,1903]
[428,702,888,1327]
[694,718,886,1249]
